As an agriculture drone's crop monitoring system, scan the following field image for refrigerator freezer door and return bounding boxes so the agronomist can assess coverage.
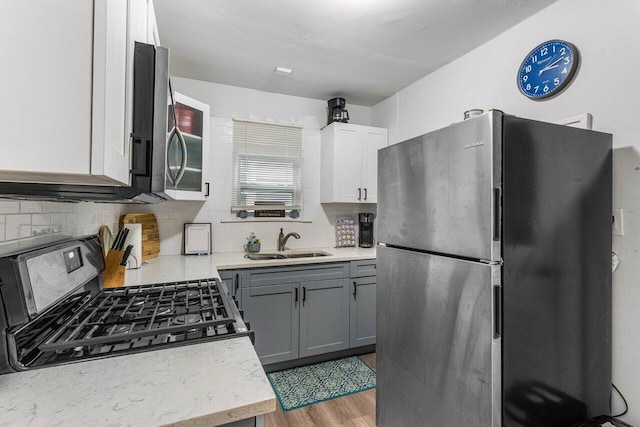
[376,245,501,427]
[378,111,502,261]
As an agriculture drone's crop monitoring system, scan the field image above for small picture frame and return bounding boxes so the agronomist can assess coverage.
[184,223,212,255]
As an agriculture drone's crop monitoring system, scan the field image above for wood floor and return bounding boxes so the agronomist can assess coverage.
[265,353,377,427]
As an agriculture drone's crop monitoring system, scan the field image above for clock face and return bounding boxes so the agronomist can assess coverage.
[518,40,579,100]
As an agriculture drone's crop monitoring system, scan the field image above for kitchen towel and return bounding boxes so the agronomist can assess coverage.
[267,356,376,411]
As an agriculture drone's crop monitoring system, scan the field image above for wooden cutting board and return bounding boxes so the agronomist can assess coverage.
[119,213,160,261]
[98,225,113,258]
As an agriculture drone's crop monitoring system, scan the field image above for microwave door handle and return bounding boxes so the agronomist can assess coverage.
[166,127,179,185]
[173,127,188,186]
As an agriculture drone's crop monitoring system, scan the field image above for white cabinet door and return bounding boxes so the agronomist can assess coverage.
[164,92,211,201]
[91,0,130,185]
[0,0,156,186]
[320,123,387,203]
[334,125,363,202]
[0,0,94,182]
[360,127,388,203]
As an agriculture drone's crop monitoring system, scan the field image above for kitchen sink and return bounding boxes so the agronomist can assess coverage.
[283,251,332,258]
[244,251,332,260]
[244,253,287,260]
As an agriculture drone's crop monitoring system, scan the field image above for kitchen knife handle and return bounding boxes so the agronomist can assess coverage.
[111,229,122,250]
[357,188,362,201]
[353,281,357,299]
[364,188,367,201]
[302,286,306,305]
[120,245,134,266]
[118,228,130,250]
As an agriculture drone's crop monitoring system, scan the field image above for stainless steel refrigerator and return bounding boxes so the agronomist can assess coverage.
[376,111,612,427]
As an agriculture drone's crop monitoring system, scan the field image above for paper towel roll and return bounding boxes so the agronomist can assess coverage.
[123,224,143,269]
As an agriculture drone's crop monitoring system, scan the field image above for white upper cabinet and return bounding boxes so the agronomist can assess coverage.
[164,92,211,201]
[0,0,155,186]
[321,123,388,203]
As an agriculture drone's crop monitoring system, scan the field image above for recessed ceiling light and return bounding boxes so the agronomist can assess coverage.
[275,67,293,76]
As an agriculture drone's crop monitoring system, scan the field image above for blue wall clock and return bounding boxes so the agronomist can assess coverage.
[517,40,579,100]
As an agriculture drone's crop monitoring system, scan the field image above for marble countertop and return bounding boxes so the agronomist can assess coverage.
[126,246,377,286]
[0,247,376,426]
[0,337,275,427]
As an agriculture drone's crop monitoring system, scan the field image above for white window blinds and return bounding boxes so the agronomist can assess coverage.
[232,119,303,211]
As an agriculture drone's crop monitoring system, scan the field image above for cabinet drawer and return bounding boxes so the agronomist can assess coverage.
[350,259,377,278]
[246,262,349,287]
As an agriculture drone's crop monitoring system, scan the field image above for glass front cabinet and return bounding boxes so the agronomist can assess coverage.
[166,91,210,200]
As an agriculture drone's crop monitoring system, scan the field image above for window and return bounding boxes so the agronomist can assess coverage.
[231,119,303,211]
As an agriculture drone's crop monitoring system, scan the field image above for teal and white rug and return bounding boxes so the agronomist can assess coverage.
[267,356,376,411]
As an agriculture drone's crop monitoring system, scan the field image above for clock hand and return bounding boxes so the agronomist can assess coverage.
[538,56,565,75]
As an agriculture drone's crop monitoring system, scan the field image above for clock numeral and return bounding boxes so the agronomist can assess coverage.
[525,65,532,73]
[561,67,568,74]
[534,85,540,93]
[541,47,548,56]
[552,45,556,53]
[543,85,550,93]
[564,57,570,65]
[526,84,531,91]
[523,75,528,82]
[554,77,560,86]
[532,55,538,63]
[560,47,566,55]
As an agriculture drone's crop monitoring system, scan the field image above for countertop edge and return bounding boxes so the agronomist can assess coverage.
[163,396,276,427]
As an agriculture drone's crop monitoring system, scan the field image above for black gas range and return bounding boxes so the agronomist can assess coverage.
[0,235,252,373]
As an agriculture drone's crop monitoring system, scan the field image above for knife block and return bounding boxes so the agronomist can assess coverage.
[103,249,126,288]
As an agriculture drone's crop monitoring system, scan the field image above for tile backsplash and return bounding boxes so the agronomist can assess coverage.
[0,200,124,255]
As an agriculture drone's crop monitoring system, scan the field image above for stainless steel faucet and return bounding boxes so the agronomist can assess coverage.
[277,228,300,251]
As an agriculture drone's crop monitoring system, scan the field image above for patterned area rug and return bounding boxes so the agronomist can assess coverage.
[267,356,376,411]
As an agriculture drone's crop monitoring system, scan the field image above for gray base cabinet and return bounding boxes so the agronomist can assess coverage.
[241,283,299,365]
[219,269,243,302]
[349,260,377,347]
[299,278,350,358]
[239,260,375,365]
[241,263,350,365]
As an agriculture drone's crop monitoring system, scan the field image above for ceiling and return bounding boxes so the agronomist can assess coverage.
[154,0,559,107]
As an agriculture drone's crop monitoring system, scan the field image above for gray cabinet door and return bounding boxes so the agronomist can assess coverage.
[219,269,242,302]
[241,283,299,365]
[299,278,349,358]
[349,276,376,347]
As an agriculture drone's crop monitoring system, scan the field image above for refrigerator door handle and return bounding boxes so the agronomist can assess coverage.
[493,285,502,339]
[493,187,501,241]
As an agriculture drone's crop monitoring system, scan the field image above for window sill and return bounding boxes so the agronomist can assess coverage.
[220,218,312,224]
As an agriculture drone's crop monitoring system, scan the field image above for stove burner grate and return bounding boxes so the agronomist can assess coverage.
[35,278,242,355]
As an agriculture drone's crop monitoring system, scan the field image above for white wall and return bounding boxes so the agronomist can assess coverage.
[126,79,376,254]
[372,0,640,423]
